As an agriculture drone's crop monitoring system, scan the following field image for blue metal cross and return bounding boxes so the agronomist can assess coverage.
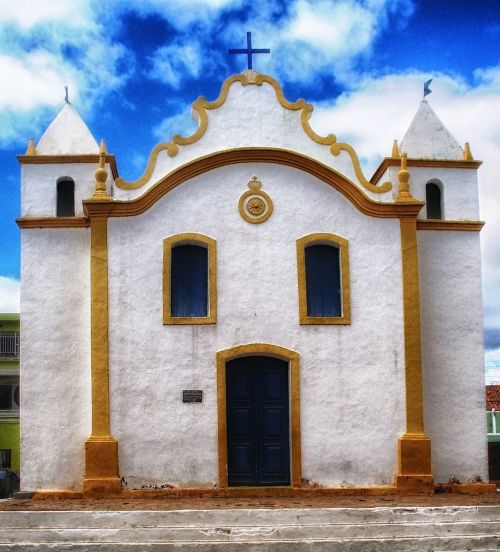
[228,32,270,70]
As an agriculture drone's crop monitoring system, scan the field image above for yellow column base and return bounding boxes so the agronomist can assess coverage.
[83,436,121,497]
[396,433,434,494]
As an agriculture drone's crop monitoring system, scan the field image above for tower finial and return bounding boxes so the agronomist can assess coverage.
[391,139,400,159]
[91,139,111,200]
[64,85,70,104]
[396,153,414,202]
[463,142,474,161]
[25,138,37,156]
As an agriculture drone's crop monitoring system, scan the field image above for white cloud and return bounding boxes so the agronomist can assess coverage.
[0,276,20,312]
[286,0,375,51]
[122,0,244,29]
[486,348,500,384]
[153,102,198,141]
[149,44,203,89]
[0,0,93,30]
[136,0,414,88]
[0,0,130,146]
[223,0,414,85]
[0,52,70,112]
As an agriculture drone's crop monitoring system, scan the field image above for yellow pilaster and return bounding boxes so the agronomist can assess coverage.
[83,149,121,497]
[396,158,433,493]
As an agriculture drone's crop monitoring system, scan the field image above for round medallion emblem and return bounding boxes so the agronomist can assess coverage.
[238,176,273,224]
[247,197,266,215]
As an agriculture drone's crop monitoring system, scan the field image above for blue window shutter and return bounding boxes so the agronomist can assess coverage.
[171,245,208,317]
[305,244,341,317]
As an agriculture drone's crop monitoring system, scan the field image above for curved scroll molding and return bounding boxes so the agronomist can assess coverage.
[115,72,392,194]
[85,148,422,221]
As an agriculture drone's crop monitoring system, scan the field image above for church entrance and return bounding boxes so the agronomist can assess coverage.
[226,356,290,486]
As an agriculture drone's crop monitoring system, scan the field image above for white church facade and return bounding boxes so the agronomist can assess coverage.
[17,71,491,496]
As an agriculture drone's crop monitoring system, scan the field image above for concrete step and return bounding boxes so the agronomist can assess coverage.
[0,506,498,551]
[1,506,499,528]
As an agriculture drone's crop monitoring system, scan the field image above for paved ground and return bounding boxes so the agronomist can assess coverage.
[1,493,499,511]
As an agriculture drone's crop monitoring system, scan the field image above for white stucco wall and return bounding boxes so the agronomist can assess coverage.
[410,168,480,220]
[113,79,394,204]
[20,228,91,490]
[382,165,480,221]
[107,162,406,488]
[418,230,488,483]
[21,162,114,217]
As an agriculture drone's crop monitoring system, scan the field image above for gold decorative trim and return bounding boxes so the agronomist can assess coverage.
[463,142,474,161]
[114,73,391,194]
[397,218,432,487]
[396,153,415,203]
[84,215,121,495]
[296,233,351,325]
[17,154,119,180]
[25,138,37,155]
[238,176,273,224]
[163,233,217,325]
[371,157,482,185]
[17,216,90,228]
[85,148,423,221]
[416,219,485,231]
[91,140,112,201]
[391,140,400,159]
[216,343,301,488]
[400,218,425,435]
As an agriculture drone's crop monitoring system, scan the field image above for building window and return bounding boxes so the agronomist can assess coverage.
[297,233,351,325]
[0,386,11,410]
[56,177,75,217]
[426,181,442,219]
[0,450,11,469]
[0,382,19,411]
[163,233,217,324]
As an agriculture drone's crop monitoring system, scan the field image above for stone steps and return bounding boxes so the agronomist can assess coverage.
[0,505,498,551]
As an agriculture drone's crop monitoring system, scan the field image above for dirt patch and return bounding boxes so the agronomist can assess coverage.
[1,493,500,512]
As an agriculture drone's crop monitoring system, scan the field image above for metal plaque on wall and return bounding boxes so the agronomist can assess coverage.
[182,390,203,403]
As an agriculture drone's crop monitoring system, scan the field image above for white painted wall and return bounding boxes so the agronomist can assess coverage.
[409,168,480,220]
[419,231,488,483]
[382,165,480,220]
[108,162,406,488]
[20,228,91,490]
[21,163,113,217]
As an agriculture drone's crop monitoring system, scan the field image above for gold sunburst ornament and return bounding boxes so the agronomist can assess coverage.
[238,176,273,224]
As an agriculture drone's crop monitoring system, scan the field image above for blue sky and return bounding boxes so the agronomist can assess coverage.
[0,0,499,379]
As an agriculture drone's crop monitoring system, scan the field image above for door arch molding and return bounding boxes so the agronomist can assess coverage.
[216,343,301,487]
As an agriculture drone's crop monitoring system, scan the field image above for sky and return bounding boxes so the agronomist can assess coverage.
[0,0,499,380]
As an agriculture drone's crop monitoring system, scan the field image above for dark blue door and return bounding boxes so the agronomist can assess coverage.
[226,356,290,486]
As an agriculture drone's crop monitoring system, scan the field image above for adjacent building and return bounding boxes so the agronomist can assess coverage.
[0,313,20,473]
[486,385,500,483]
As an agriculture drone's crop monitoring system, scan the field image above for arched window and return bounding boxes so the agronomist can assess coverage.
[426,181,442,220]
[56,177,75,217]
[296,233,350,325]
[163,233,217,324]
